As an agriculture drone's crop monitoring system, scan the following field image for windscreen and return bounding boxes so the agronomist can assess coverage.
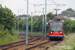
[50,22,63,31]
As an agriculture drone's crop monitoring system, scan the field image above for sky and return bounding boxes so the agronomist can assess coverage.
[0,0,75,16]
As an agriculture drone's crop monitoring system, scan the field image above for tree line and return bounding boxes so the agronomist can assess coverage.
[17,10,75,35]
[0,4,17,37]
[0,3,75,36]
[62,18,75,34]
[15,12,55,32]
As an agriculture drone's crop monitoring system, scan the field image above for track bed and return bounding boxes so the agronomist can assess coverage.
[0,33,63,50]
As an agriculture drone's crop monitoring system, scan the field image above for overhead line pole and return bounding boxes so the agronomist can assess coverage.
[25,0,33,6]
[45,0,47,39]
[31,12,33,35]
[15,20,16,32]
[26,0,29,45]
[18,9,19,32]
[22,24,23,34]
[18,9,23,32]
[42,8,44,36]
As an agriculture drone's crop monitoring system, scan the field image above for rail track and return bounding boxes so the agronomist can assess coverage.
[0,33,41,50]
[0,33,63,50]
[25,39,62,50]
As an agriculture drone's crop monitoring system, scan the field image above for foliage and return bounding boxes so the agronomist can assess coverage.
[67,8,75,13]
[0,24,10,37]
[0,4,15,34]
[17,16,42,32]
[61,8,75,15]
[17,12,75,35]
[0,4,20,45]
[33,17,42,32]
[0,33,20,45]
[16,12,55,33]
[61,18,75,34]
[47,12,55,20]
[17,11,75,35]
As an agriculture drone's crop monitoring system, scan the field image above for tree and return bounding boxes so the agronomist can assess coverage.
[0,4,15,34]
[61,18,75,34]
[67,8,75,13]
[61,8,75,15]
[47,12,55,20]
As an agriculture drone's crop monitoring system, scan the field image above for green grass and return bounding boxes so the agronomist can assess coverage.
[48,33,75,50]
[0,33,20,45]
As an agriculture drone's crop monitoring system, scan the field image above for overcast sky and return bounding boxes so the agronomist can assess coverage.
[0,0,75,16]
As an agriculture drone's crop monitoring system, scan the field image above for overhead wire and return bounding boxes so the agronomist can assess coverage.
[52,0,58,5]
[50,0,65,8]
[24,0,34,6]
[34,0,44,4]
[24,0,35,13]
[25,0,55,13]
[48,0,59,7]
[33,0,45,13]
[52,0,59,8]
[24,0,43,13]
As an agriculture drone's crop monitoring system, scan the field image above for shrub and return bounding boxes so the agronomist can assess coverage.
[62,18,75,35]
[0,24,10,37]
[0,33,20,45]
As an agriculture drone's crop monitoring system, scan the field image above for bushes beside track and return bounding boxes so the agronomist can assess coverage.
[17,17,75,35]
[0,4,20,45]
[0,24,20,45]
[62,18,75,35]
[15,12,55,34]
[0,33,20,45]
[16,16,43,33]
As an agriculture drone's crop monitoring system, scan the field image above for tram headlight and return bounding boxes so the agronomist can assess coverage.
[50,32,52,34]
[62,20,64,22]
[50,20,52,21]
[60,32,62,34]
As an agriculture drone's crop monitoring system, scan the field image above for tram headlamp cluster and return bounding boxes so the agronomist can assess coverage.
[50,32,52,34]
[62,20,64,22]
[60,32,62,34]
[50,20,52,21]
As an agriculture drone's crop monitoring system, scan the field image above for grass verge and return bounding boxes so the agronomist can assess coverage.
[0,32,20,45]
[48,33,75,50]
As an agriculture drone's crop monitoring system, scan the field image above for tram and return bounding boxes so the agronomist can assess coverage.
[48,19,65,39]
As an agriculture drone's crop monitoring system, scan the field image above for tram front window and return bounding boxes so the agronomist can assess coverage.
[50,22,63,31]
